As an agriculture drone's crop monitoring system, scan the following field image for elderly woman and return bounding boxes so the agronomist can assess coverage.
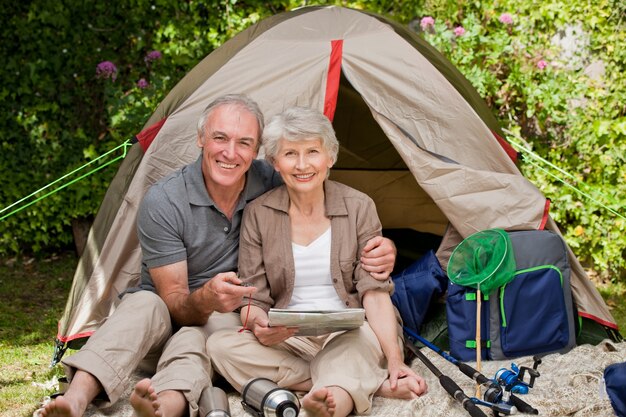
[208,107,427,417]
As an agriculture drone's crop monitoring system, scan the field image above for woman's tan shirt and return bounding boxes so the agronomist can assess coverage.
[238,180,394,312]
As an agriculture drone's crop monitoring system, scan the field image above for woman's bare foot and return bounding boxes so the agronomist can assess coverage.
[376,376,427,399]
[130,378,162,417]
[38,396,79,417]
[302,387,336,417]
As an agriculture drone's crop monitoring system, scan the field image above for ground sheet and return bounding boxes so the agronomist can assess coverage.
[38,340,626,417]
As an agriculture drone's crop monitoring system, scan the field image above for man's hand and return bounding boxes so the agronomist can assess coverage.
[361,236,396,280]
[198,272,257,313]
[151,261,257,326]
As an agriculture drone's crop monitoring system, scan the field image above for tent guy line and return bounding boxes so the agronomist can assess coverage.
[505,130,625,221]
[0,139,132,221]
[2,130,621,225]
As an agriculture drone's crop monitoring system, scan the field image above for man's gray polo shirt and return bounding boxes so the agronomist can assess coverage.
[136,155,281,292]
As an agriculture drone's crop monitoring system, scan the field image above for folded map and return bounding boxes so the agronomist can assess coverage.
[268,308,365,336]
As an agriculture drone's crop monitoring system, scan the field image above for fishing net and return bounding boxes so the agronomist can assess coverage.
[448,228,516,294]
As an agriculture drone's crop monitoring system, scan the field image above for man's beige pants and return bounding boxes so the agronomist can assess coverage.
[62,291,239,417]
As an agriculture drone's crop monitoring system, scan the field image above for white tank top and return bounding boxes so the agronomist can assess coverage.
[288,227,346,310]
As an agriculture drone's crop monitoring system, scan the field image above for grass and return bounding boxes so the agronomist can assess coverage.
[0,252,624,417]
[0,252,76,417]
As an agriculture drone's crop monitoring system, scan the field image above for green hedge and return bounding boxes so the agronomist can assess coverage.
[0,0,285,254]
[1,0,624,282]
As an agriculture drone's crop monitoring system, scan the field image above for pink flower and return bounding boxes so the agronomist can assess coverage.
[96,61,117,81]
[499,13,514,25]
[144,50,162,63]
[420,16,435,31]
[537,60,548,70]
[137,78,149,89]
[454,26,466,37]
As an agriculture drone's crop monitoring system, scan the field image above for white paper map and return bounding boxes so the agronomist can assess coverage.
[268,308,365,336]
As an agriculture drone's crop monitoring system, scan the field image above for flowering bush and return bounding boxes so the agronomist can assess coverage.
[144,50,162,63]
[499,13,514,25]
[95,61,118,81]
[137,78,149,89]
[0,0,274,256]
[420,16,435,31]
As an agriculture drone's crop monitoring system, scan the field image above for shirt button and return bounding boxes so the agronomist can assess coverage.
[223,227,229,232]
[345,301,349,306]
[333,279,338,283]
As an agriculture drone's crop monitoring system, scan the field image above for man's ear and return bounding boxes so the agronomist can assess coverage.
[196,134,204,148]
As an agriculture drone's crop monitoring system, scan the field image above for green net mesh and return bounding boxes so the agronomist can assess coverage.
[448,228,516,294]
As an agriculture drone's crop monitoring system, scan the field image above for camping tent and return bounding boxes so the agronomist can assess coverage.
[52,5,618,363]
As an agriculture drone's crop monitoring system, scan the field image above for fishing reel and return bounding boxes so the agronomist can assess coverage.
[471,396,516,416]
[494,356,541,395]
[470,356,542,416]
[471,380,517,416]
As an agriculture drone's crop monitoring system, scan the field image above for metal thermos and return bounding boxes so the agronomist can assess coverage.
[241,377,300,417]
[199,386,231,417]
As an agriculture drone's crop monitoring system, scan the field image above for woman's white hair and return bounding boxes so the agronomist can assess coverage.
[262,106,339,164]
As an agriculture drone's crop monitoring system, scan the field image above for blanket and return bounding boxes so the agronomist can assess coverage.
[64,340,626,417]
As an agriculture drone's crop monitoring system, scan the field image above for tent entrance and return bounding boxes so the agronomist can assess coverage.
[329,71,446,271]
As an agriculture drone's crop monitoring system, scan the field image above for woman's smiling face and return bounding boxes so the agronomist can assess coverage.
[272,137,333,194]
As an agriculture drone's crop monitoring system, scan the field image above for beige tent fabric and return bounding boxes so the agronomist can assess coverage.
[59,5,617,345]
[62,340,626,417]
[330,170,448,235]
[339,28,547,235]
[60,17,333,340]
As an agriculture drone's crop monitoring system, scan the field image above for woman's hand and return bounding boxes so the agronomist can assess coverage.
[251,315,298,346]
[363,291,429,398]
[386,357,428,397]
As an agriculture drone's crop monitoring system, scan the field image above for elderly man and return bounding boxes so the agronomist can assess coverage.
[40,94,396,417]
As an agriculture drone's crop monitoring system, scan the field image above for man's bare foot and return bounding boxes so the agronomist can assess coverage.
[376,376,427,399]
[302,387,336,417]
[130,378,162,417]
[38,396,79,417]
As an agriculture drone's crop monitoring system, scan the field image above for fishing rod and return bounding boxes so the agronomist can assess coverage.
[404,326,539,416]
[405,341,488,417]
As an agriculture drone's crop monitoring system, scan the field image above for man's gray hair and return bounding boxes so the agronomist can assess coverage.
[196,94,265,142]
[262,106,339,164]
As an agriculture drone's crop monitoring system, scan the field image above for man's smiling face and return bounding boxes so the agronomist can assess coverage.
[197,103,260,194]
